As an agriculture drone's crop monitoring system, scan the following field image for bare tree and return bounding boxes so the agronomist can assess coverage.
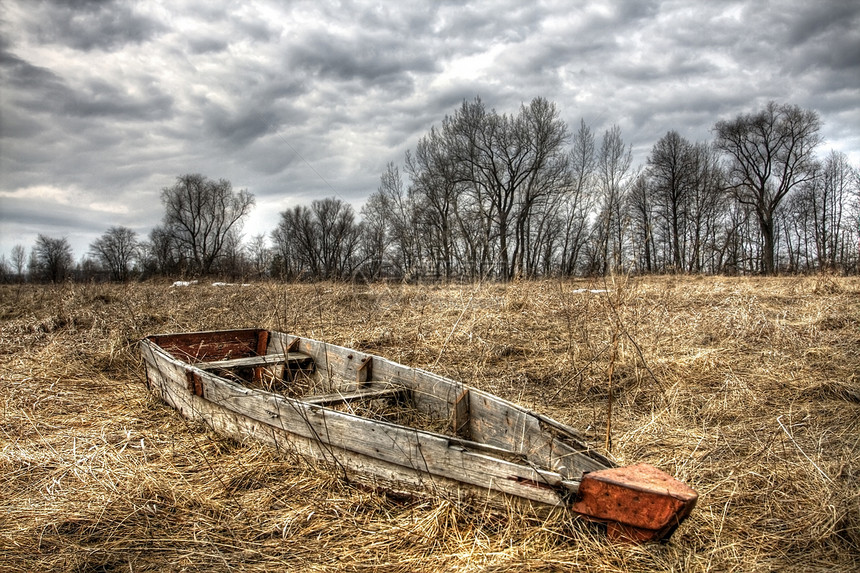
[220,228,245,278]
[160,174,255,276]
[89,226,139,281]
[440,96,570,279]
[714,102,822,274]
[592,125,633,275]
[269,220,298,279]
[814,151,854,270]
[648,131,695,271]
[358,194,389,280]
[373,162,422,277]
[273,198,362,280]
[781,190,815,271]
[407,131,461,279]
[511,97,570,278]
[30,234,74,283]
[686,142,726,272]
[312,198,362,279]
[714,201,760,274]
[855,163,860,271]
[140,225,184,277]
[785,150,858,272]
[446,97,516,278]
[627,173,657,273]
[452,185,495,279]
[246,234,272,278]
[559,119,597,275]
[11,244,26,281]
[274,205,317,278]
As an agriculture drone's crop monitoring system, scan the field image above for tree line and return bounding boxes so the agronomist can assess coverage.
[356,99,857,279]
[3,99,858,283]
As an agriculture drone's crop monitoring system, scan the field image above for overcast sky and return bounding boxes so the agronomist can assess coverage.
[1,0,858,260]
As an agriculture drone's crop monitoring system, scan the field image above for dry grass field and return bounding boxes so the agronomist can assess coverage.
[1,276,858,572]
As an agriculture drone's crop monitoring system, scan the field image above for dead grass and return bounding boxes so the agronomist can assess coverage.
[1,276,858,572]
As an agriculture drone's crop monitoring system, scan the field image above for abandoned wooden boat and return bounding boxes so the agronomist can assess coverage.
[140,328,697,541]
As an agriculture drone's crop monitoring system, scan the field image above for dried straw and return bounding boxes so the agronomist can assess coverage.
[1,277,858,571]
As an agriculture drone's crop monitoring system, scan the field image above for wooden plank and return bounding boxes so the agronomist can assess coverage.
[271,334,329,388]
[255,330,269,355]
[370,356,461,418]
[295,340,610,477]
[197,352,311,370]
[452,388,470,439]
[304,386,405,406]
[253,331,269,382]
[147,329,263,362]
[362,349,610,477]
[185,369,204,397]
[191,369,575,506]
[468,391,609,476]
[357,356,372,385]
[198,354,283,369]
[285,335,373,391]
[145,367,566,513]
[141,333,606,505]
[142,340,208,419]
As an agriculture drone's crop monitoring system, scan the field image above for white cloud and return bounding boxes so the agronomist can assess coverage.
[0,185,73,204]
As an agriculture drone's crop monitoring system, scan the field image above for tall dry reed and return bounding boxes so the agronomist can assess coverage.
[1,276,857,572]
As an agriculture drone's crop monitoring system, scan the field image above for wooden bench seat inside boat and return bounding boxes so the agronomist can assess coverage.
[195,352,405,407]
[197,352,313,371]
[304,386,406,407]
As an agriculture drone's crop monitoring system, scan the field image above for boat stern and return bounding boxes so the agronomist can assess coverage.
[571,463,698,542]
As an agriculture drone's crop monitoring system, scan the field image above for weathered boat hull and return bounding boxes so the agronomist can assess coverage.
[140,328,696,541]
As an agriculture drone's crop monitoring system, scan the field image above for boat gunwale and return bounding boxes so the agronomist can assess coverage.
[142,329,612,465]
[140,333,586,493]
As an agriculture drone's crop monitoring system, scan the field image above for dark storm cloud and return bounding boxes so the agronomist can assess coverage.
[0,47,69,108]
[1,196,108,232]
[187,37,228,55]
[203,105,282,148]
[784,0,859,46]
[61,78,174,120]
[1,47,173,125]
[32,0,165,51]
[0,0,857,258]
[784,4,860,76]
[285,29,437,89]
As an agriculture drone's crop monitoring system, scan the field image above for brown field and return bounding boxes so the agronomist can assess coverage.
[1,276,858,572]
